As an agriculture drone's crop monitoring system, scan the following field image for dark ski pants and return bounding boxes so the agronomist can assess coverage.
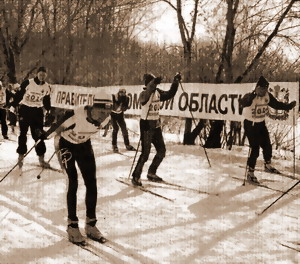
[111,112,130,146]
[132,126,166,179]
[0,108,8,137]
[243,119,272,170]
[58,137,97,222]
[17,105,46,156]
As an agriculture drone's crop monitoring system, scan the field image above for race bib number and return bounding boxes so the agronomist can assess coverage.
[149,100,160,114]
[24,92,43,103]
[67,131,89,143]
[251,104,268,118]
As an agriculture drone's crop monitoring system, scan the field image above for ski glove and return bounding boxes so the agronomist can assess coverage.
[288,100,296,110]
[173,73,182,82]
[154,76,163,85]
[35,128,48,140]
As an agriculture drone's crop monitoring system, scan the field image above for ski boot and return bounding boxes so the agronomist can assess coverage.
[113,145,119,153]
[3,135,9,139]
[131,175,142,186]
[39,155,51,169]
[264,162,280,174]
[85,218,106,243]
[147,173,163,182]
[247,170,259,184]
[67,220,85,245]
[126,145,136,151]
[18,154,24,169]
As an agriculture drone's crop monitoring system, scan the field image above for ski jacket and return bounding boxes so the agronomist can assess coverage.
[111,94,129,114]
[240,91,293,123]
[11,77,51,110]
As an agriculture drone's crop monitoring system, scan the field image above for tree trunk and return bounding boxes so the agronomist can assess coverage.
[203,120,223,148]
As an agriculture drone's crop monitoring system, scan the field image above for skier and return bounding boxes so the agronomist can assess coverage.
[131,73,181,186]
[7,83,19,134]
[240,76,296,184]
[0,81,9,139]
[39,98,111,245]
[10,66,52,169]
[111,88,135,152]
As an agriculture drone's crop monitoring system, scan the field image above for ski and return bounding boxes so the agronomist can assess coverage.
[73,236,136,262]
[119,177,218,196]
[231,176,286,193]
[37,165,63,173]
[279,242,300,252]
[238,165,299,180]
[261,169,299,180]
[72,241,103,258]
[116,178,174,202]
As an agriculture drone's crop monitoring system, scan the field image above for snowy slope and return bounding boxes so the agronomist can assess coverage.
[0,120,299,264]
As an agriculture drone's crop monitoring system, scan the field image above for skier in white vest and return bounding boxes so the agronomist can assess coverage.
[131,73,181,186]
[240,76,296,184]
[39,98,111,245]
[10,66,52,169]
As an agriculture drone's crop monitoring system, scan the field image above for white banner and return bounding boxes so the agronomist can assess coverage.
[51,82,299,125]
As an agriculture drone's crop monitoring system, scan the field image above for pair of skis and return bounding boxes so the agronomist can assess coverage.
[71,236,137,262]
[16,164,62,178]
[116,177,218,202]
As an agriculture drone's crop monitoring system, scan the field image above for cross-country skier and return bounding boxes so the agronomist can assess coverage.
[10,66,52,169]
[240,76,296,184]
[131,73,181,186]
[0,81,10,139]
[7,83,19,134]
[40,98,111,245]
[111,88,136,152]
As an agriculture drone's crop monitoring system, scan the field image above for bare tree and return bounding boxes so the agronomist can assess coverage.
[0,0,39,83]
[203,0,298,148]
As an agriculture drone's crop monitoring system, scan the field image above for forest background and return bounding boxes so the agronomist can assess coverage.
[0,0,299,147]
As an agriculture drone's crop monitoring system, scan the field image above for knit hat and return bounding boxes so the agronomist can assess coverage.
[37,66,47,73]
[119,88,126,93]
[143,73,155,86]
[256,76,269,88]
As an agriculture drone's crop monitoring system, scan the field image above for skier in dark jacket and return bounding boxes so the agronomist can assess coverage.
[10,66,52,169]
[131,73,181,186]
[111,88,135,152]
[240,76,296,184]
[0,81,10,139]
[41,98,111,245]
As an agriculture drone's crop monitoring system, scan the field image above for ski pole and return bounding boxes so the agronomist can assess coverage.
[179,81,211,167]
[258,180,300,215]
[0,139,41,183]
[36,149,58,179]
[292,107,296,177]
[242,147,251,186]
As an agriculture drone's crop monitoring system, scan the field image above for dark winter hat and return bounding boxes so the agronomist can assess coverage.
[118,88,126,93]
[143,73,155,86]
[37,66,47,73]
[256,76,269,88]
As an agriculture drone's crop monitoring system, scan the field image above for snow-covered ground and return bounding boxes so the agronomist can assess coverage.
[0,119,299,264]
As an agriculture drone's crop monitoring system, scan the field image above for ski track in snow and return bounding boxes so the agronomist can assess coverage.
[0,120,299,264]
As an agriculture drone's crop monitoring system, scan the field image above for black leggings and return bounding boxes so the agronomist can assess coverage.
[111,112,129,146]
[58,137,97,221]
[17,105,46,156]
[132,126,166,178]
[243,119,272,170]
